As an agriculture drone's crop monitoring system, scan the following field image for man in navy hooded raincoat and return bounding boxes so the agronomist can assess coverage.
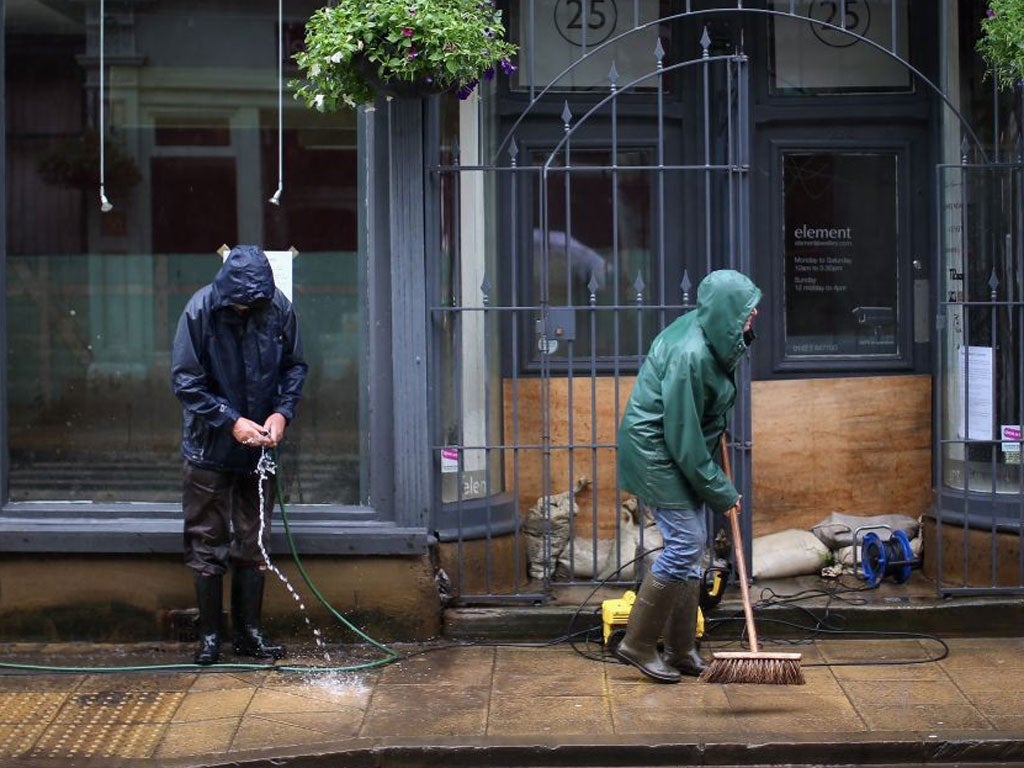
[171,245,307,665]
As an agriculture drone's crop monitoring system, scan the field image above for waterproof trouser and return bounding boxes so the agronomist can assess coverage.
[182,461,275,575]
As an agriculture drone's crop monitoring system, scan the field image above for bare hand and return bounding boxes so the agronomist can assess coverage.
[232,417,270,448]
[726,496,742,518]
[263,413,287,446]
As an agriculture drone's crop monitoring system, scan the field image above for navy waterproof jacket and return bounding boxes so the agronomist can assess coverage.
[171,245,308,472]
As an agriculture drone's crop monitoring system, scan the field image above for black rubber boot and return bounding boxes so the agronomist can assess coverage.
[614,573,682,683]
[231,566,286,660]
[193,572,223,665]
[662,578,707,677]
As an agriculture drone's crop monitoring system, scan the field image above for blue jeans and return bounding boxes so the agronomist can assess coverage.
[649,505,707,582]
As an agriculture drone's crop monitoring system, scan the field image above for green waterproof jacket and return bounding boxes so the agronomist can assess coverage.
[617,269,761,513]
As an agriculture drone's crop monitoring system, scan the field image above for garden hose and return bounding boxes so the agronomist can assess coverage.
[0,449,400,675]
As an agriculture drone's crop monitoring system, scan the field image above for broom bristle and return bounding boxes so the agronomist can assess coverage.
[698,652,805,685]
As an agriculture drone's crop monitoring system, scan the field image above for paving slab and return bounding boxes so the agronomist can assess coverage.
[0,632,1022,767]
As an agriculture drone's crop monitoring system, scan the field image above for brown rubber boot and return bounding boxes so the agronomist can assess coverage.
[661,578,707,676]
[613,573,682,683]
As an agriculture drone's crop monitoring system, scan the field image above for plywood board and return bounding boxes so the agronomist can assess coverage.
[504,374,932,539]
[502,376,635,538]
[750,375,931,535]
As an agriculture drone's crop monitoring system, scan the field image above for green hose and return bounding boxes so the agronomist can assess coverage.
[0,451,402,675]
[273,468,401,671]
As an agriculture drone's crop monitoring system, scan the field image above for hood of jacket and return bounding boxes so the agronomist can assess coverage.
[696,269,762,372]
[212,245,276,310]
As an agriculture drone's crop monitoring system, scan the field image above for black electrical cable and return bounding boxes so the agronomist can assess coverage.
[700,575,950,666]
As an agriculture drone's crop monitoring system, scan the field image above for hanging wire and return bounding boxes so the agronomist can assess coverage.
[98,0,112,212]
[268,0,284,205]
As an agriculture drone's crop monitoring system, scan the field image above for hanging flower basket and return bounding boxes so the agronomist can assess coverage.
[291,0,518,111]
[977,0,1024,90]
[350,52,448,99]
[36,130,141,193]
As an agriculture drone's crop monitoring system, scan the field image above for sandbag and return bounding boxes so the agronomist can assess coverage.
[751,528,831,580]
[810,512,919,549]
[834,544,858,567]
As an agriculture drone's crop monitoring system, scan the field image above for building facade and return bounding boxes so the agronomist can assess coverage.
[1,1,1021,640]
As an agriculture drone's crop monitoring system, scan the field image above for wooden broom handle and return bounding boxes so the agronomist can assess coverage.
[720,439,759,654]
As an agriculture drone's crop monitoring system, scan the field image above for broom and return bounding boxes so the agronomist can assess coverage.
[698,440,804,685]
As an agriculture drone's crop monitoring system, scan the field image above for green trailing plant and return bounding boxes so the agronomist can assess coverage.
[977,0,1024,90]
[292,0,517,111]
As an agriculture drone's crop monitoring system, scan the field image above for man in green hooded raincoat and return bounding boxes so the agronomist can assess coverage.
[615,269,761,683]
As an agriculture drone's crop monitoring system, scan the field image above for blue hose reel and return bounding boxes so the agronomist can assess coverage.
[860,529,916,588]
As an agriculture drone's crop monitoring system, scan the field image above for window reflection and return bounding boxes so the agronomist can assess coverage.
[529,148,657,362]
[6,2,363,504]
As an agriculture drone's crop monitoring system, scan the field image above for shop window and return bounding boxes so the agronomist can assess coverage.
[938,164,1024,501]
[522,146,660,368]
[769,0,912,95]
[4,3,364,506]
[510,0,674,93]
[151,158,237,252]
[781,151,903,361]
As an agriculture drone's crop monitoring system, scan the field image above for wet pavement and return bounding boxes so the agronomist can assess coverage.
[1,631,1023,767]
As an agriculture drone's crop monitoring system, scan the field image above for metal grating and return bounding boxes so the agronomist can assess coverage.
[0,689,185,760]
[0,692,68,757]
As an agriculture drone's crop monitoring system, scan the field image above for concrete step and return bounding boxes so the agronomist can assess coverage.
[442,572,1024,643]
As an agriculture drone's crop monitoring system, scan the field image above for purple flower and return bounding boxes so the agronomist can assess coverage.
[986,7,996,17]
[483,66,495,81]
[408,47,418,60]
[456,79,479,100]
[402,27,414,37]
[500,58,517,75]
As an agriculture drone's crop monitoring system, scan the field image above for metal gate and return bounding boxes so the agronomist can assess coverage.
[430,2,1019,603]
[433,14,753,603]
[934,143,1024,596]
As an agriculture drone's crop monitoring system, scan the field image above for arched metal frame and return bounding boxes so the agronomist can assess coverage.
[431,2,1019,602]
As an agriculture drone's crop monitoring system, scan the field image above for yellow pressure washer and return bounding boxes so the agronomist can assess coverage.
[601,591,705,651]
[602,566,727,650]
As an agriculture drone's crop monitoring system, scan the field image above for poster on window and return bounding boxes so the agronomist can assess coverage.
[513,0,661,91]
[770,0,911,94]
[783,152,899,357]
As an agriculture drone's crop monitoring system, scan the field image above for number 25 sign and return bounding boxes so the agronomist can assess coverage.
[554,0,619,47]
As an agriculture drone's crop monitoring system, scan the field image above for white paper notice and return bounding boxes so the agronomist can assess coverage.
[264,249,296,302]
[957,345,994,440]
